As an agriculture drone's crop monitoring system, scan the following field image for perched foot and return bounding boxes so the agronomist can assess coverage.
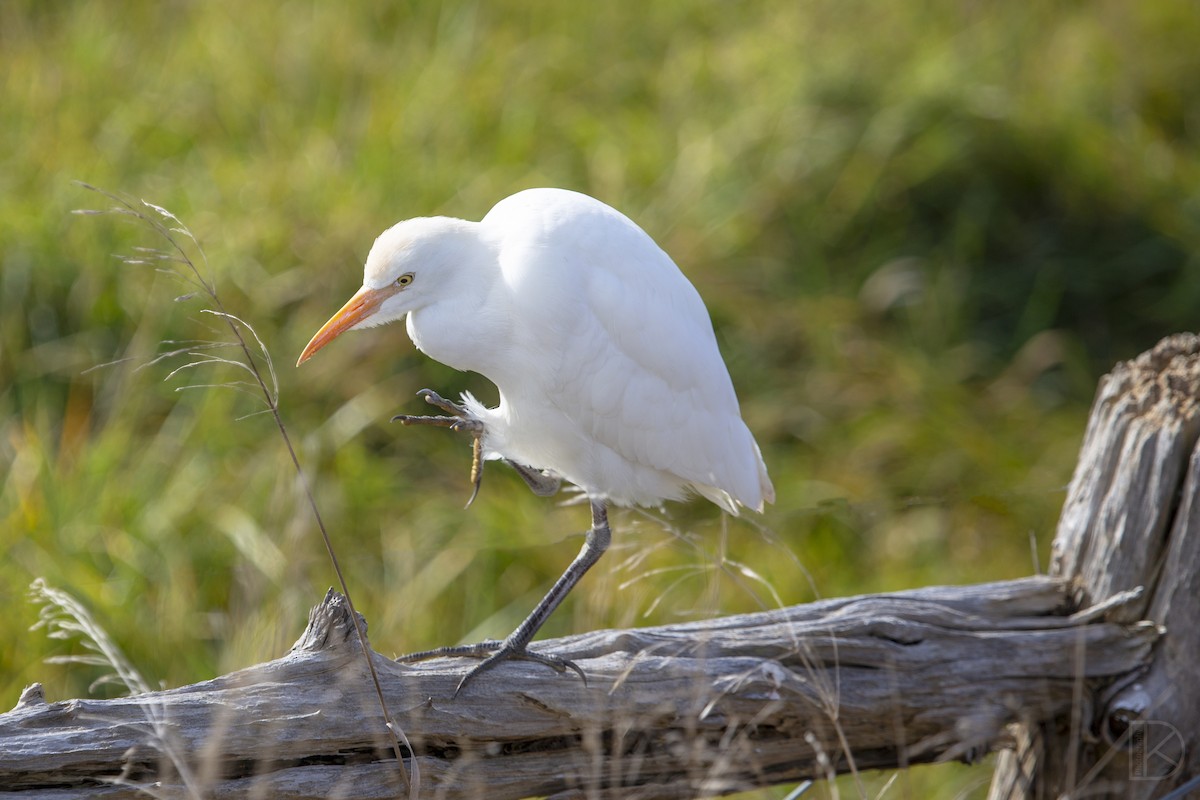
[392,389,486,506]
[396,639,586,696]
[396,502,612,696]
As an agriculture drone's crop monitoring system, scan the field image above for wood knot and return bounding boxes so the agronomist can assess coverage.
[14,683,46,710]
[290,589,367,653]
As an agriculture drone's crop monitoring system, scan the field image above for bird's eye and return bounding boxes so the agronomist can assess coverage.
[395,273,414,288]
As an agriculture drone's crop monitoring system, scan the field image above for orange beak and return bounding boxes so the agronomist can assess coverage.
[296,285,398,366]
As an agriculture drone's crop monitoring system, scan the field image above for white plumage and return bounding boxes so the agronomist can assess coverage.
[298,188,773,688]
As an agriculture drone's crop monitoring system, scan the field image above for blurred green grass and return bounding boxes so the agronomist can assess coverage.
[2,2,1198,797]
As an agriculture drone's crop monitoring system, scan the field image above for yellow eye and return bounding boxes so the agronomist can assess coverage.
[395,273,414,287]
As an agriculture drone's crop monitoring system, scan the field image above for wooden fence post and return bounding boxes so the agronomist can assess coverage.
[990,333,1200,799]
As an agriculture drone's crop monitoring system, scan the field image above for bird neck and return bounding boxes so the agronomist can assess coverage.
[404,241,513,379]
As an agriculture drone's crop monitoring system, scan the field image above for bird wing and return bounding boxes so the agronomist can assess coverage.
[485,189,770,511]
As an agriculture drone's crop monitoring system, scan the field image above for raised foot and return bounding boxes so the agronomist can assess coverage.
[392,389,486,506]
[391,389,562,504]
[390,388,482,432]
[396,639,587,696]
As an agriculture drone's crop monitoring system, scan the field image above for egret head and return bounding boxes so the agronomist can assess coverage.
[297,217,476,366]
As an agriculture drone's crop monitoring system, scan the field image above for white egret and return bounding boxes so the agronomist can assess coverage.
[298,188,774,690]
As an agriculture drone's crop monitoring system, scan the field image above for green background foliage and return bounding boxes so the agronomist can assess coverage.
[2,2,1197,797]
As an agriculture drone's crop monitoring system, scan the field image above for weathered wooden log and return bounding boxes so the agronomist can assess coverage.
[10,334,1200,799]
[1,577,1154,799]
[989,333,1200,800]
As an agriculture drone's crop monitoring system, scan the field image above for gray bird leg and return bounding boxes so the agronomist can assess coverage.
[504,459,562,496]
[396,500,612,695]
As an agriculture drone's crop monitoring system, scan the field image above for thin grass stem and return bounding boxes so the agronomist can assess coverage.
[74,183,418,798]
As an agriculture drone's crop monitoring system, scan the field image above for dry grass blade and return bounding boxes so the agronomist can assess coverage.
[31,578,151,699]
[72,183,419,798]
[30,579,205,797]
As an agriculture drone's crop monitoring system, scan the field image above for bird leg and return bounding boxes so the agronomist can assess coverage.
[396,500,612,695]
[392,389,562,504]
[392,389,486,506]
[504,460,562,497]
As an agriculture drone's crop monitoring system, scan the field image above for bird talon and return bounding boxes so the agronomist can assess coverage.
[418,388,470,418]
[454,646,586,695]
[393,390,487,502]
